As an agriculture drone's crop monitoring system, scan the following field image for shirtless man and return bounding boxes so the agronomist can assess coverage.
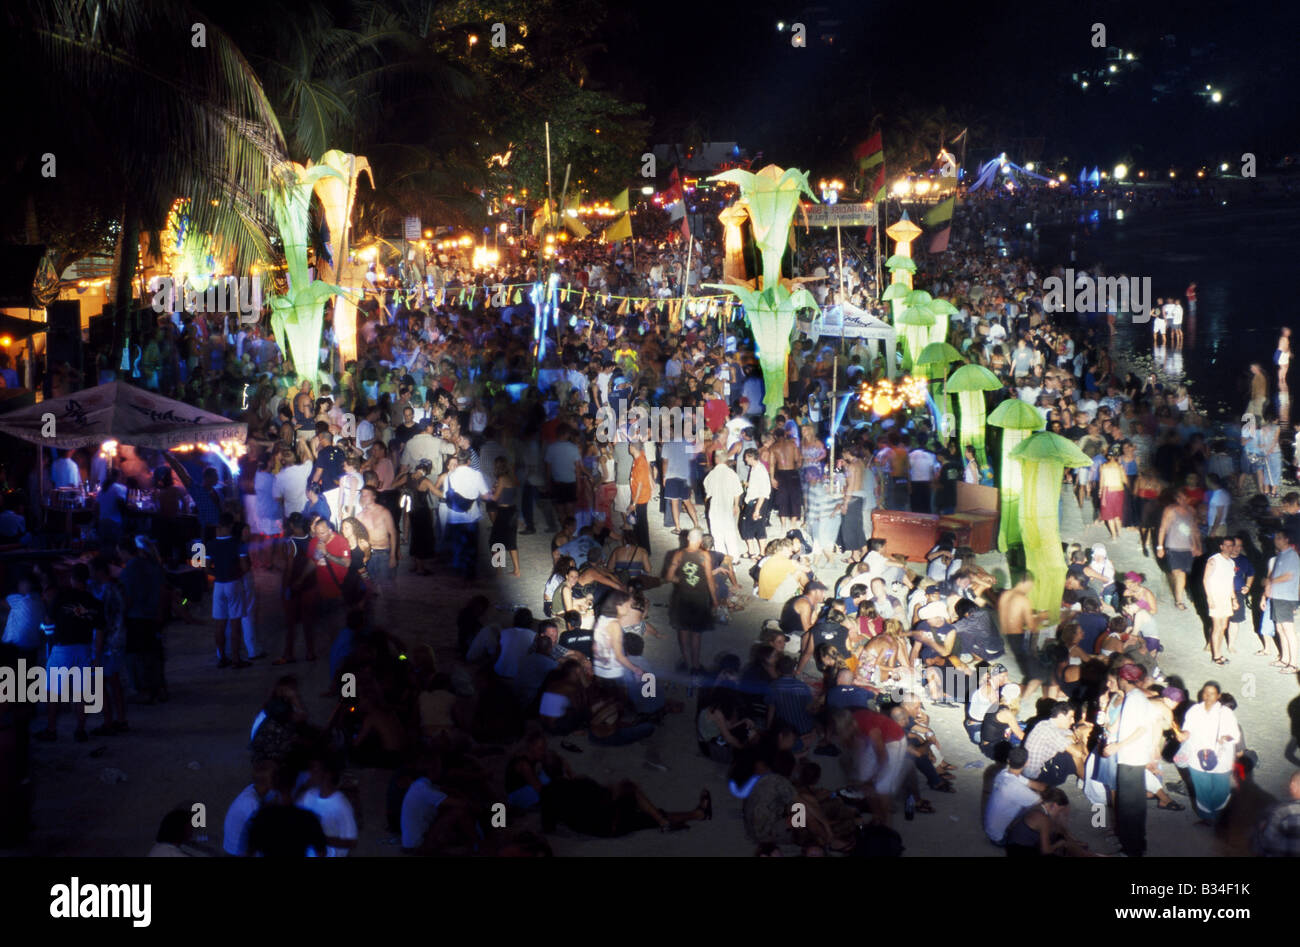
[999,573,1049,664]
[356,486,398,616]
[840,450,869,563]
[770,428,802,532]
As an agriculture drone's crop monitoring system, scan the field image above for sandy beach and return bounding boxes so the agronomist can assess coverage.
[7,478,1297,858]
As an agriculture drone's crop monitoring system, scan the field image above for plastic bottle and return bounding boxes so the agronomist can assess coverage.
[904,793,916,821]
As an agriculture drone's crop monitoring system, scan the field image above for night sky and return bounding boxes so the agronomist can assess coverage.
[593,0,1300,172]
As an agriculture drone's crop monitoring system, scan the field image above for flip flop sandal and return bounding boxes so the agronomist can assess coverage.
[560,740,583,753]
[1157,800,1185,811]
[914,801,936,814]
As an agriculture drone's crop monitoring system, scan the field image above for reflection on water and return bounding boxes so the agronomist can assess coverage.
[1038,202,1300,419]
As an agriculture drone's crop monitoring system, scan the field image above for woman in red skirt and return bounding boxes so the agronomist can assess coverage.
[1097,447,1128,539]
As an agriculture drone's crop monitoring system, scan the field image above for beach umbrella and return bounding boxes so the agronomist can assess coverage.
[944,363,1002,466]
[987,398,1046,551]
[1010,432,1093,621]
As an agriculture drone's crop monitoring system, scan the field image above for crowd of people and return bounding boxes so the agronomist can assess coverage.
[4,182,1300,858]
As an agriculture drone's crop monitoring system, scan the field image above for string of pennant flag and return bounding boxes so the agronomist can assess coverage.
[419,282,738,318]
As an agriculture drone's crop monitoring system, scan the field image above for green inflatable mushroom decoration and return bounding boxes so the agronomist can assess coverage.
[884,253,917,275]
[987,398,1046,551]
[915,341,964,439]
[944,363,1002,467]
[895,301,935,371]
[1010,432,1093,621]
[924,297,958,350]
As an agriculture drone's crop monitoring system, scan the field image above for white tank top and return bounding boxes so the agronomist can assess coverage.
[592,617,623,679]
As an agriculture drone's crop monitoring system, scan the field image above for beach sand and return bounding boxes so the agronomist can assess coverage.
[8,489,1297,858]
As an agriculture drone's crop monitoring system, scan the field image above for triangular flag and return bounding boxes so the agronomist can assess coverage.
[513,289,522,304]
[922,196,955,228]
[617,297,629,315]
[604,212,632,243]
[564,215,590,239]
[611,188,629,213]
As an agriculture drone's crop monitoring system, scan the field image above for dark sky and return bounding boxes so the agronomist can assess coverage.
[591,0,1300,172]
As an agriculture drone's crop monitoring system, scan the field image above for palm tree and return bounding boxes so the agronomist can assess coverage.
[5,0,287,346]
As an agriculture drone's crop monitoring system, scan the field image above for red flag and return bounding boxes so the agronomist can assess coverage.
[663,166,684,205]
[928,227,951,253]
[853,132,883,170]
[680,216,691,242]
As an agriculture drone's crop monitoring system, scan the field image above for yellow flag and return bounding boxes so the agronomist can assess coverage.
[617,297,629,315]
[532,199,554,236]
[604,212,632,243]
[513,289,522,304]
[579,288,588,308]
[611,188,629,213]
[564,216,591,239]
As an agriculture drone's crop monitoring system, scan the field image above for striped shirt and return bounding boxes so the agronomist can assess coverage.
[765,677,817,734]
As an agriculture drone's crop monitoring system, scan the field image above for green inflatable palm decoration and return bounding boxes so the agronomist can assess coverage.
[987,398,1045,551]
[1011,432,1093,620]
[944,363,1001,466]
[708,166,819,418]
[266,161,345,385]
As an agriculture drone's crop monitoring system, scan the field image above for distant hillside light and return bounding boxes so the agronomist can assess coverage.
[777,21,785,30]
[1109,64,1117,73]
[1080,81,1088,88]
[1114,164,1127,180]
[1220,162,1229,171]
[1125,52,1134,60]
[1211,90,1222,103]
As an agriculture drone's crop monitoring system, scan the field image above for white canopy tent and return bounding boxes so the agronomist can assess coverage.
[801,303,899,379]
[0,382,245,449]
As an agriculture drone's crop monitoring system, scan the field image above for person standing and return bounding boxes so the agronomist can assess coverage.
[1265,530,1300,674]
[36,563,104,743]
[1103,663,1155,857]
[627,441,653,556]
[487,456,521,577]
[444,450,492,581]
[544,424,583,523]
[740,447,772,560]
[1157,488,1201,611]
[210,512,252,669]
[1277,327,1292,393]
[907,440,939,515]
[1097,447,1128,540]
[703,450,744,562]
[1177,681,1241,826]
[1247,363,1268,421]
[1203,536,1237,666]
[664,528,717,676]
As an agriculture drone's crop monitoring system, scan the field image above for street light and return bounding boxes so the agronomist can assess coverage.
[1114,164,1128,180]
[1211,90,1222,103]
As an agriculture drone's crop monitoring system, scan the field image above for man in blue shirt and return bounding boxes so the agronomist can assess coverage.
[308,432,346,494]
